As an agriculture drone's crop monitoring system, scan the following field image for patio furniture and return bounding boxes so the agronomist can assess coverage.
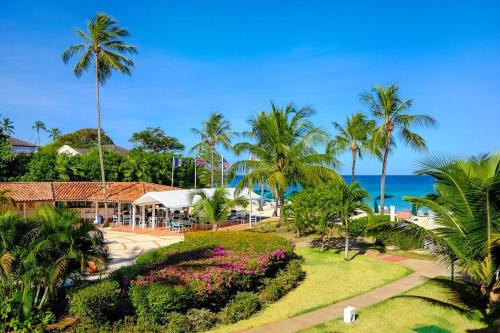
[112,214,119,226]
[123,215,131,225]
[171,220,183,233]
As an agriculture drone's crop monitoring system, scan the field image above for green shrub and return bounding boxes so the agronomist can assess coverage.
[219,292,261,324]
[165,312,191,333]
[69,280,120,324]
[130,283,194,325]
[259,259,305,303]
[185,308,217,332]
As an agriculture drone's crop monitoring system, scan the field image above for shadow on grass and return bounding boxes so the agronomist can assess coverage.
[309,237,373,261]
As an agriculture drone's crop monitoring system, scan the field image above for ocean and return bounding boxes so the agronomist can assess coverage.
[228,175,435,211]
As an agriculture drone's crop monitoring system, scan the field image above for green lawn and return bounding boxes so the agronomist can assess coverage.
[210,247,412,333]
[301,279,485,333]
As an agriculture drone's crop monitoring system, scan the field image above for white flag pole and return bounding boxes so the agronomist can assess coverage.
[171,156,175,187]
[194,156,197,190]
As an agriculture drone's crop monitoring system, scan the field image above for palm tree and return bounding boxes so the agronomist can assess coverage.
[401,153,500,327]
[362,83,437,213]
[329,113,377,182]
[229,102,340,224]
[0,117,14,136]
[49,128,62,142]
[190,112,234,188]
[188,187,248,230]
[32,120,46,146]
[62,13,137,200]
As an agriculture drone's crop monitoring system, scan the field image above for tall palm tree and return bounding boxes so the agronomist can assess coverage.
[62,13,137,200]
[0,117,14,136]
[190,112,234,188]
[229,102,340,224]
[188,187,248,230]
[362,83,437,213]
[329,113,377,182]
[32,120,46,146]
[401,153,500,327]
[49,128,62,142]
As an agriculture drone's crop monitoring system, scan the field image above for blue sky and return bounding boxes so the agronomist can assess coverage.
[1,1,499,174]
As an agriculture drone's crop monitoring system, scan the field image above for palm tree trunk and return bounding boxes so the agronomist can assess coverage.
[259,184,264,211]
[351,147,357,183]
[380,137,391,215]
[344,219,349,261]
[210,148,214,188]
[278,191,285,225]
[95,59,108,204]
[37,131,40,147]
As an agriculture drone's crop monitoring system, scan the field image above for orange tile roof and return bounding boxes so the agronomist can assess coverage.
[0,182,177,203]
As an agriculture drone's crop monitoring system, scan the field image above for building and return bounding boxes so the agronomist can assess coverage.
[57,144,129,156]
[0,181,177,220]
[7,137,37,154]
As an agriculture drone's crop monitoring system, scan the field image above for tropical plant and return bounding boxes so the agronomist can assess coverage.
[57,128,113,148]
[130,127,184,153]
[362,83,437,212]
[329,112,378,182]
[0,117,14,136]
[32,120,46,147]
[62,13,137,200]
[230,102,340,224]
[48,128,62,142]
[190,112,234,188]
[188,187,248,229]
[401,153,500,327]
[0,189,14,214]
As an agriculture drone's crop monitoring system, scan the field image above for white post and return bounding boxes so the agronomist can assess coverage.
[390,205,396,222]
[141,205,146,229]
[171,156,175,187]
[118,202,122,225]
[132,205,136,230]
[152,204,156,229]
[194,156,197,190]
[249,189,253,228]
[221,154,224,185]
[95,201,98,223]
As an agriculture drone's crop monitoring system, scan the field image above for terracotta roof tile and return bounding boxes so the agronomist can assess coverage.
[0,182,54,202]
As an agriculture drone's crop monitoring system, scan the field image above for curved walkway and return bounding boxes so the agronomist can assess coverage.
[240,254,447,333]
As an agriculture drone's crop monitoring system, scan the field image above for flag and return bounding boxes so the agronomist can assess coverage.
[173,157,185,167]
[223,158,231,169]
[195,157,207,167]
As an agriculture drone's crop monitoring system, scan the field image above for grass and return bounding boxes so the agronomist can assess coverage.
[300,279,485,333]
[209,247,412,333]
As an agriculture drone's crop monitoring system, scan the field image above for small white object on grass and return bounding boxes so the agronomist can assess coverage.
[390,205,396,222]
[343,306,356,323]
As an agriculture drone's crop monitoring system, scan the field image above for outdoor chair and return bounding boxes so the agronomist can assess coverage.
[171,220,183,233]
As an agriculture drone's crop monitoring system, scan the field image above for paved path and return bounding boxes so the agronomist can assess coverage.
[103,230,183,271]
[240,255,447,333]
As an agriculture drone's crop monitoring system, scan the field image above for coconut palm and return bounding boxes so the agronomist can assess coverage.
[32,120,46,146]
[362,83,437,213]
[62,13,137,200]
[190,113,234,188]
[229,102,340,224]
[49,128,62,142]
[400,153,500,327]
[0,117,14,137]
[188,187,248,230]
[329,113,378,182]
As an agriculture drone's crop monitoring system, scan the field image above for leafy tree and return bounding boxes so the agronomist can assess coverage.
[57,128,113,148]
[62,13,137,201]
[130,127,184,153]
[19,146,59,181]
[230,102,339,224]
[362,83,437,212]
[400,153,500,327]
[32,120,46,147]
[0,117,14,136]
[191,113,234,188]
[0,137,13,181]
[48,128,62,142]
[329,113,378,182]
[188,187,248,230]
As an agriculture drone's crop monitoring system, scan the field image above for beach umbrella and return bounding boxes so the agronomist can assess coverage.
[373,199,379,213]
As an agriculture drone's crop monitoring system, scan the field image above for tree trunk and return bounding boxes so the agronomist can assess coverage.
[37,131,40,147]
[380,136,391,215]
[351,147,357,183]
[278,192,285,225]
[344,219,349,261]
[210,148,214,188]
[95,58,108,202]
[258,184,264,211]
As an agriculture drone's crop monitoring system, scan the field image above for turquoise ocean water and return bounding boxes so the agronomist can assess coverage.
[228,175,435,211]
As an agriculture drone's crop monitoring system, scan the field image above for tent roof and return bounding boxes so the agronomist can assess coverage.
[133,188,261,208]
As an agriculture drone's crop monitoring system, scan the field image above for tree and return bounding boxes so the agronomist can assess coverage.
[57,128,113,147]
[329,113,378,182]
[401,153,500,327]
[362,83,437,213]
[49,128,62,142]
[191,113,234,188]
[188,187,248,230]
[32,120,46,146]
[0,189,14,214]
[0,117,14,137]
[0,137,12,181]
[62,13,137,201]
[230,102,340,224]
[130,127,184,153]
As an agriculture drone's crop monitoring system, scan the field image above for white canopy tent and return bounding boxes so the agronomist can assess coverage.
[131,188,261,230]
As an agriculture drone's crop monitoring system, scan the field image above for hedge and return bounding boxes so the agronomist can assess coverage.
[69,280,120,324]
